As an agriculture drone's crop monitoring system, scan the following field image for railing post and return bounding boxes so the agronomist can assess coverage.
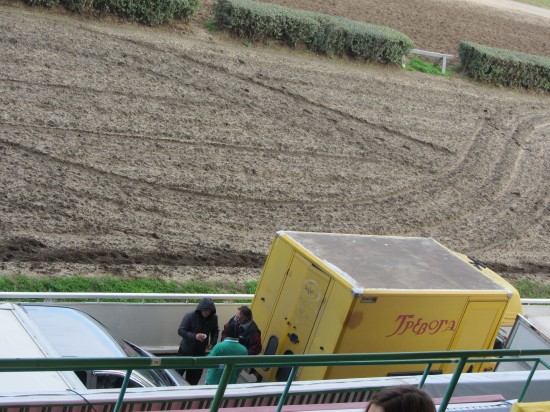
[3,348,550,412]
[437,358,467,412]
[518,360,540,402]
[209,365,234,412]
[113,369,132,412]
[276,367,298,412]
[419,362,433,388]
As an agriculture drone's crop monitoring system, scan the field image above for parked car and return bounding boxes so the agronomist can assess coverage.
[0,303,187,392]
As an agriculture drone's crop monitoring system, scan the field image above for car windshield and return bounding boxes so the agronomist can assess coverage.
[22,305,174,387]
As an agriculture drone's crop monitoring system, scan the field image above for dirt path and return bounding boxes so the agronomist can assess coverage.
[0,3,549,289]
[457,0,550,19]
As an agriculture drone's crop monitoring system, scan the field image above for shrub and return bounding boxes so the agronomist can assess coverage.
[173,0,200,20]
[27,0,200,25]
[60,0,94,12]
[458,41,550,91]
[94,0,196,25]
[214,0,413,65]
[24,0,60,7]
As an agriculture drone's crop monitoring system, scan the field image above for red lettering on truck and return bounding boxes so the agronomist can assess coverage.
[386,314,457,337]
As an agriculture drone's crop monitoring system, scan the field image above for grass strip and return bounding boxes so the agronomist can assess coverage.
[516,0,550,9]
[514,279,550,299]
[0,275,548,298]
[0,275,257,296]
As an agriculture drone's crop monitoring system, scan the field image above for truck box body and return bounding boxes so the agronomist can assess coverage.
[251,231,522,381]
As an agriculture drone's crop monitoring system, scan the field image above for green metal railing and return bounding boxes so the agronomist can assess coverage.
[2,349,550,412]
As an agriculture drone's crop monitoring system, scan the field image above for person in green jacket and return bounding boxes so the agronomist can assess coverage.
[205,327,248,385]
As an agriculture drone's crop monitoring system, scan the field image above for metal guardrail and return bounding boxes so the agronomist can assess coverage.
[521,299,550,305]
[1,294,549,411]
[2,349,550,412]
[0,292,255,303]
[0,293,547,306]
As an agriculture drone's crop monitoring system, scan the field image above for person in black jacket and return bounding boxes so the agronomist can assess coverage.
[221,305,262,355]
[176,298,219,385]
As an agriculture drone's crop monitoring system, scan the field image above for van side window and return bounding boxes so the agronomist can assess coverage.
[264,335,279,355]
[262,335,279,372]
[74,370,88,387]
[95,373,143,389]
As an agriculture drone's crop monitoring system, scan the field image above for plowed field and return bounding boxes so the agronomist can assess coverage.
[1,0,549,288]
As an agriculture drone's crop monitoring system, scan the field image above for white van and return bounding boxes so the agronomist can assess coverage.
[0,303,186,393]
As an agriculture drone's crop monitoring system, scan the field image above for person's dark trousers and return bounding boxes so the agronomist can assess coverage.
[180,368,203,385]
[176,348,204,385]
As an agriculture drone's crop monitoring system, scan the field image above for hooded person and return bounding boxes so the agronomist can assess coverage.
[176,298,219,385]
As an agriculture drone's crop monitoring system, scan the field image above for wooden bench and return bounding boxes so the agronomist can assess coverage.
[402,49,454,73]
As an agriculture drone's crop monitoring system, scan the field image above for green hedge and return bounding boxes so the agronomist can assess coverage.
[93,0,200,25]
[23,0,59,7]
[24,0,200,25]
[214,0,413,65]
[458,41,550,91]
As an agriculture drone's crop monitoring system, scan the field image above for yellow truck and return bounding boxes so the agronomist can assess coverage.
[250,231,522,381]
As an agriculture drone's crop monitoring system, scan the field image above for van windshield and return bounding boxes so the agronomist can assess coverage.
[22,305,174,387]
